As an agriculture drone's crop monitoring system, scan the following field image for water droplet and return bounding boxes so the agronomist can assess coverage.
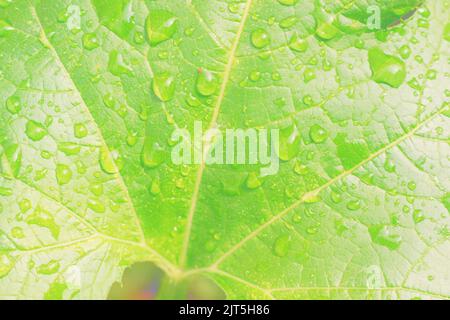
[6,95,21,114]
[126,132,138,146]
[246,172,262,189]
[141,141,167,169]
[316,21,339,40]
[0,19,13,37]
[145,10,178,46]
[346,199,361,211]
[37,260,60,275]
[74,123,88,139]
[369,225,402,250]
[150,178,161,195]
[249,71,261,82]
[413,210,425,224]
[399,45,411,59]
[0,0,13,8]
[25,120,47,141]
[279,124,301,161]
[303,68,316,83]
[108,50,132,76]
[288,34,308,52]
[251,29,270,49]
[82,32,100,50]
[330,191,342,204]
[407,181,416,191]
[0,187,12,196]
[277,0,298,5]
[0,254,14,278]
[309,124,328,143]
[152,72,176,102]
[88,198,105,213]
[196,69,218,96]
[26,207,60,238]
[444,23,450,42]
[279,16,298,29]
[368,48,406,88]
[11,227,24,239]
[99,147,123,174]
[19,198,31,213]
[293,161,308,175]
[55,164,72,185]
[273,235,291,257]
[426,69,437,80]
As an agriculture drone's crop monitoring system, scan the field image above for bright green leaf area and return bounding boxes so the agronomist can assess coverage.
[0,0,449,300]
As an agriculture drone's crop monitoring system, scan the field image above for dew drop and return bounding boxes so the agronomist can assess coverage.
[444,23,450,42]
[196,69,218,96]
[309,124,328,144]
[251,29,270,49]
[0,254,14,278]
[145,10,178,46]
[273,235,291,257]
[150,178,161,195]
[108,50,132,76]
[315,22,339,40]
[152,72,176,102]
[368,48,406,88]
[141,141,167,169]
[0,19,13,37]
[99,147,123,174]
[6,95,21,114]
[37,260,60,275]
[0,187,12,196]
[288,34,308,52]
[369,225,402,250]
[74,123,88,139]
[279,124,301,161]
[277,0,298,5]
[246,172,262,190]
[279,16,298,29]
[25,120,47,141]
[346,199,361,211]
[82,32,100,50]
[56,164,72,185]
[88,198,105,213]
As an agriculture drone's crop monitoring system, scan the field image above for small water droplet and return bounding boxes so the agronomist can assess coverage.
[108,50,132,76]
[246,172,262,189]
[279,124,301,161]
[279,16,298,29]
[346,199,361,211]
[74,123,88,139]
[0,19,13,37]
[88,198,105,213]
[288,34,308,52]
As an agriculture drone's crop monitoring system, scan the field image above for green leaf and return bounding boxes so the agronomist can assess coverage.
[0,0,449,300]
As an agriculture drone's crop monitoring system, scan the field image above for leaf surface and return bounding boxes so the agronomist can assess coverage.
[0,0,449,299]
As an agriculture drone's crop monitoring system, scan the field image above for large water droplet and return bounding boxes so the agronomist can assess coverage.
[369,225,402,250]
[309,124,328,143]
[6,95,21,114]
[246,172,262,190]
[25,120,47,141]
[196,69,218,96]
[368,48,406,88]
[145,10,178,46]
[251,29,270,49]
[316,21,339,40]
[279,16,298,29]
[58,142,80,156]
[152,72,176,102]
